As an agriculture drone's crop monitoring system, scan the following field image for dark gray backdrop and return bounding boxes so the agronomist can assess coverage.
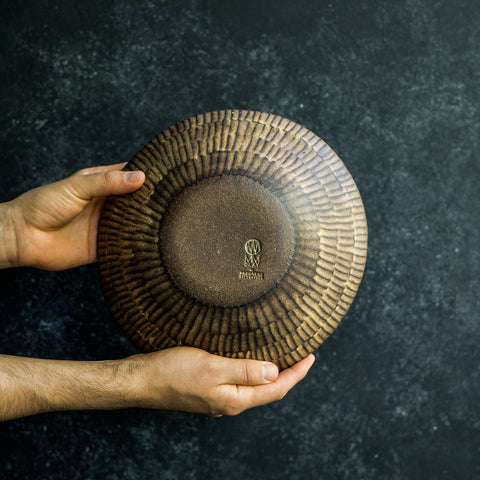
[1,1,479,479]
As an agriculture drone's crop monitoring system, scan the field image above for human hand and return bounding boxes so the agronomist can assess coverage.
[3,163,145,270]
[122,347,316,416]
[0,347,315,420]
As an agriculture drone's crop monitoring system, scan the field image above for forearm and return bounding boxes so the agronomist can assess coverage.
[0,202,19,269]
[0,354,137,421]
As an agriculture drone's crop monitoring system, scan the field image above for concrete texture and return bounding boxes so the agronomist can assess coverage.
[1,0,479,478]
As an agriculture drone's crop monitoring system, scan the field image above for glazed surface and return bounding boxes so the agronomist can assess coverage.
[97,110,368,368]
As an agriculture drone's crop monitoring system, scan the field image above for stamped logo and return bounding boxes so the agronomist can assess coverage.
[244,239,261,268]
[239,239,264,280]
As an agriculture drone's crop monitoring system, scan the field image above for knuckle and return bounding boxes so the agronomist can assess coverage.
[221,403,243,416]
[103,170,114,183]
[202,357,218,378]
[63,181,83,201]
[242,363,251,385]
[207,412,224,418]
[275,389,287,401]
[214,386,244,416]
[75,167,90,176]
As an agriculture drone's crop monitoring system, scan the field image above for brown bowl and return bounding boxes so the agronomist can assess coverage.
[97,110,367,369]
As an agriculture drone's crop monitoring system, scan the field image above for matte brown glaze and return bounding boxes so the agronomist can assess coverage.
[159,175,296,307]
[97,110,368,369]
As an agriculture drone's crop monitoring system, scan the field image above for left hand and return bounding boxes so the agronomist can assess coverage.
[5,163,145,270]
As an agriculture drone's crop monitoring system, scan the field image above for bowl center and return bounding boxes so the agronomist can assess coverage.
[159,174,295,307]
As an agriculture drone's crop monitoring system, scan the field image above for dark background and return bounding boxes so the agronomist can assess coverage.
[1,0,479,479]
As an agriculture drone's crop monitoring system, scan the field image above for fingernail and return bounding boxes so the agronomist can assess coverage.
[124,171,143,183]
[263,364,278,381]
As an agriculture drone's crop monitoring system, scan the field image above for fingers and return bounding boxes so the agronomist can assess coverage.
[229,354,316,413]
[216,357,279,386]
[64,169,145,201]
[273,354,316,394]
[121,347,314,416]
[73,163,128,176]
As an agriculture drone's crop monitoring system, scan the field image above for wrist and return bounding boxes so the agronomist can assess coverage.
[0,201,20,269]
[115,353,173,410]
[114,354,159,409]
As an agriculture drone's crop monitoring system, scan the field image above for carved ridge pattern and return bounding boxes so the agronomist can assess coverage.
[97,110,368,369]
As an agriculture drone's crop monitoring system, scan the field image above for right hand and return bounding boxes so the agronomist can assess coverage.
[122,347,315,416]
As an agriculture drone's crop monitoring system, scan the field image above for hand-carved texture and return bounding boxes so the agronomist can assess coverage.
[97,110,368,369]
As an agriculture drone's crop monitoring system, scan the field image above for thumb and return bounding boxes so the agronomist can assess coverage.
[64,170,145,201]
[219,358,279,386]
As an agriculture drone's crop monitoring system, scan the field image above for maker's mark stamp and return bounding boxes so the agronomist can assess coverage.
[244,238,261,268]
[239,239,264,280]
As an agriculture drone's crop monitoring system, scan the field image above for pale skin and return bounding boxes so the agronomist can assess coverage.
[0,163,315,421]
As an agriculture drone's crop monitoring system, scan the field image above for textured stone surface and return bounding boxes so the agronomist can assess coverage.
[1,1,479,479]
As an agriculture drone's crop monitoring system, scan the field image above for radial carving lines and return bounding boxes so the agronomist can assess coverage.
[97,110,367,369]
